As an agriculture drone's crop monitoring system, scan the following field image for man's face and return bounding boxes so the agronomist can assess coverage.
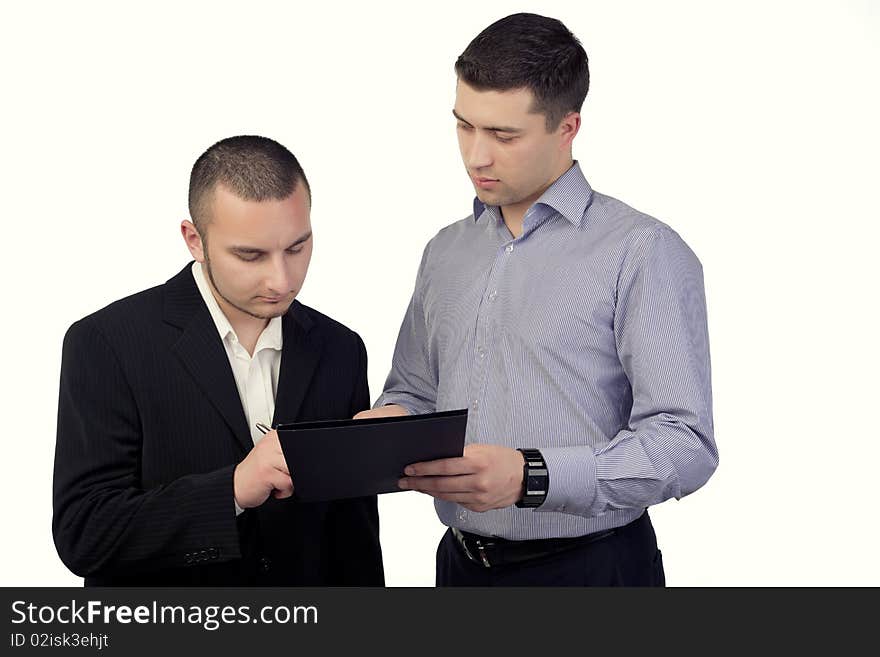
[453,80,573,215]
[188,184,313,322]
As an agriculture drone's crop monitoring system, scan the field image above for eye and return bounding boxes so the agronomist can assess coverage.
[236,253,262,262]
[285,247,304,255]
[456,122,474,132]
[495,134,515,143]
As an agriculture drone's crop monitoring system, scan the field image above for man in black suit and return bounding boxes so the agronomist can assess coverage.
[52,135,384,586]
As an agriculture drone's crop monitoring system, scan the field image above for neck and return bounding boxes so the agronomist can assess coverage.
[500,201,531,239]
[209,287,268,357]
[500,158,574,239]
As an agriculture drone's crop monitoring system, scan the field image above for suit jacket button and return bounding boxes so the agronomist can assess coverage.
[260,557,271,573]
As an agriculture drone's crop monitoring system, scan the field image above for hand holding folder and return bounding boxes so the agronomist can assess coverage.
[276,409,468,502]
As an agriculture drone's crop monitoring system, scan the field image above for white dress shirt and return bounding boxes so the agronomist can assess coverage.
[192,262,283,514]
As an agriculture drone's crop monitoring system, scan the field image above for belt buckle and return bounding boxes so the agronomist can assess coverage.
[455,529,495,568]
[472,537,494,568]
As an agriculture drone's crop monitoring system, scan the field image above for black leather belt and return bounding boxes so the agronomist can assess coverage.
[451,526,618,568]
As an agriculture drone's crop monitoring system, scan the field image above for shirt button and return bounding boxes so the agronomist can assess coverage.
[488,291,497,301]
[471,400,479,411]
[458,510,467,521]
[505,244,514,254]
[476,346,485,358]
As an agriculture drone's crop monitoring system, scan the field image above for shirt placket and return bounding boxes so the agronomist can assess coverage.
[246,353,270,444]
[467,231,516,439]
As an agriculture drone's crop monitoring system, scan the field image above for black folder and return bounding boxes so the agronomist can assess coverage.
[276,409,468,502]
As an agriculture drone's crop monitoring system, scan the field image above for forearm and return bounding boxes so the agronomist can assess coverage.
[54,318,242,578]
[53,464,242,577]
[374,244,439,416]
[374,317,437,415]
[536,412,717,517]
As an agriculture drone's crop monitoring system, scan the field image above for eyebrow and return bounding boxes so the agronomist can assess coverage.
[230,231,312,254]
[452,109,522,134]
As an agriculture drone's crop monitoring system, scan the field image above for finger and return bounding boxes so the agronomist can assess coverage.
[354,405,407,420]
[269,454,290,476]
[268,434,291,473]
[404,457,477,477]
[265,430,287,451]
[270,472,293,497]
[399,474,479,494]
[273,484,294,499]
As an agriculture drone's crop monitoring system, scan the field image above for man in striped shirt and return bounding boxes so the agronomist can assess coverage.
[357,13,718,586]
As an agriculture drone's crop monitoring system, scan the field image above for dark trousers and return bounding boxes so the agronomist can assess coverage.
[436,511,665,586]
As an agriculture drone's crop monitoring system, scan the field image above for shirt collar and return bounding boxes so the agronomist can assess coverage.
[191,261,283,352]
[472,161,593,228]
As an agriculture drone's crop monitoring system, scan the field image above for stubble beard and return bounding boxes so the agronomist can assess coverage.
[474,181,522,210]
[203,250,291,321]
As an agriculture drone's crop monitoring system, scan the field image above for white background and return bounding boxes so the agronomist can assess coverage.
[1,0,877,586]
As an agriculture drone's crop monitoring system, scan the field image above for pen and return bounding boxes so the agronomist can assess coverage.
[255,422,271,435]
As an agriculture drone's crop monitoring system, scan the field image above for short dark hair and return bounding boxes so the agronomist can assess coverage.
[188,135,311,235]
[454,13,589,131]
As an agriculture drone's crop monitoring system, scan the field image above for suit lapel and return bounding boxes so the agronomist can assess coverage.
[273,301,324,425]
[164,264,252,453]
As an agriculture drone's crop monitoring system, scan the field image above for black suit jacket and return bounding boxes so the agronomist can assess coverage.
[52,264,384,586]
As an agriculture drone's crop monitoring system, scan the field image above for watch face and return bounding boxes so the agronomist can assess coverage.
[526,475,546,495]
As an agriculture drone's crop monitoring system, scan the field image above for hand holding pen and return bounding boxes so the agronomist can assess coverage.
[232,422,292,509]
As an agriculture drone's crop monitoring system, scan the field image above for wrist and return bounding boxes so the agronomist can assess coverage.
[515,448,549,509]
[232,463,248,510]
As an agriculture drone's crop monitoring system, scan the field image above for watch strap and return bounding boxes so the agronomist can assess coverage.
[515,448,548,508]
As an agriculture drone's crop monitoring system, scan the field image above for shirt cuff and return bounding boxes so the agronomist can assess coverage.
[234,498,244,517]
[535,446,599,516]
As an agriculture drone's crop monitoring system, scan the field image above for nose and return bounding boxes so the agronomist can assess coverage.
[465,131,493,171]
[265,255,293,295]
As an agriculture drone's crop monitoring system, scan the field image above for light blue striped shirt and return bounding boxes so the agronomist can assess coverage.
[375,162,717,540]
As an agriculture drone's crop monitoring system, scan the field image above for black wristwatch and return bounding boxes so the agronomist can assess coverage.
[515,448,548,508]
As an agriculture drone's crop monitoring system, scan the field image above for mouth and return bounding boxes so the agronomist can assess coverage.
[472,176,499,190]
[256,294,291,304]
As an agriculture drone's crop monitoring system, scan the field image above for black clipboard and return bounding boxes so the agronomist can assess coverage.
[276,409,468,502]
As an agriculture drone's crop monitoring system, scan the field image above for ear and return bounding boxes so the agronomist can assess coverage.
[558,111,581,150]
[180,220,206,263]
